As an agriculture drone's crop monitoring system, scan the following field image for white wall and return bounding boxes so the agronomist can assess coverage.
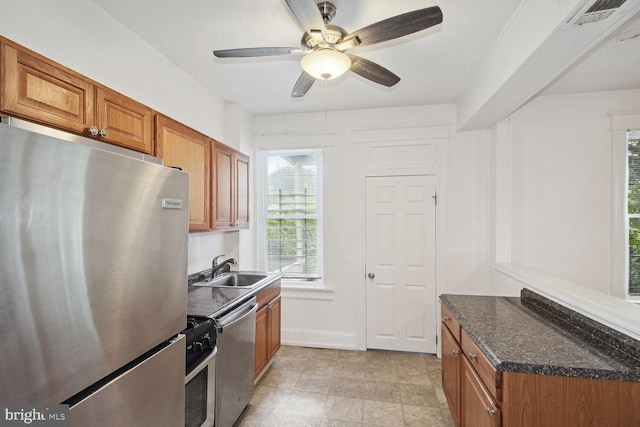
[0,0,253,275]
[505,89,640,294]
[447,129,493,295]
[253,104,492,350]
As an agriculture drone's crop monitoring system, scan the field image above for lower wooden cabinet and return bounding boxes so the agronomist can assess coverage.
[461,355,500,427]
[441,325,461,426]
[441,304,640,427]
[254,281,281,380]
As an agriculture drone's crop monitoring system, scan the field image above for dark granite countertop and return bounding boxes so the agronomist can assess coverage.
[440,292,640,382]
[187,271,282,318]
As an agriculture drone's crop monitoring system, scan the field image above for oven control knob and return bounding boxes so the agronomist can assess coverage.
[194,341,204,353]
[202,336,212,349]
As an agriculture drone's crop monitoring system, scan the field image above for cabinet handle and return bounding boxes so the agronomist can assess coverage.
[452,349,459,355]
[487,407,496,416]
[468,352,477,359]
[88,126,108,137]
[443,315,451,321]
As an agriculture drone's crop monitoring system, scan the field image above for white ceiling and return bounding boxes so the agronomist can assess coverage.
[544,10,640,95]
[89,0,640,116]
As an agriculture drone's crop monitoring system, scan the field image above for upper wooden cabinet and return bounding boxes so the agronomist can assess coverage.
[0,36,250,233]
[212,141,250,230]
[235,151,250,228]
[212,142,234,229]
[156,114,211,231]
[95,87,153,154]
[0,37,154,154]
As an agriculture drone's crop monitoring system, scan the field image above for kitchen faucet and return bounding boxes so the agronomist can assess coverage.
[211,255,237,278]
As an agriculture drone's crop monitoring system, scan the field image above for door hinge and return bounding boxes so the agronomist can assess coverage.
[432,193,438,205]
[436,335,438,345]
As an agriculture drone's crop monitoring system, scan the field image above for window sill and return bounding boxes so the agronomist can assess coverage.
[281,281,335,301]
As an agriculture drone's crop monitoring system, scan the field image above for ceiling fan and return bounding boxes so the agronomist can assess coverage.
[213,0,443,97]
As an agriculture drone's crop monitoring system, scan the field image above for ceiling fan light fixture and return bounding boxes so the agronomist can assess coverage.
[301,48,351,80]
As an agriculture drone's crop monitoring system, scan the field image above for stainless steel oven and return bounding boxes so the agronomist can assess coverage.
[184,317,217,427]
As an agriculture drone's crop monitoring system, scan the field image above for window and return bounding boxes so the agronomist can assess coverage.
[257,148,323,282]
[627,130,640,298]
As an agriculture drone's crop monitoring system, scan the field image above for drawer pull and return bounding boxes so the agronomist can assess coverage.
[487,407,496,416]
[468,352,477,359]
[443,315,451,321]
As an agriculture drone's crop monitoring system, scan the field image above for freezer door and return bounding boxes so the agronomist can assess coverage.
[69,335,185,427]
[0,124,189,404]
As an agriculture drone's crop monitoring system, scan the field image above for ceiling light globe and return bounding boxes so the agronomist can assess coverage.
[301,49,351,80]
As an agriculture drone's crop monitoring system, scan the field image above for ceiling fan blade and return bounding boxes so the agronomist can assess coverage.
[291,71,316,98]
[213,47,303,58]
[349,55,400,87]
[284,0,327,41]
[337,6,443,50]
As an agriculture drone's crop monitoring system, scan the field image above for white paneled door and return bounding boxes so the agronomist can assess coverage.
[365,175,437,353]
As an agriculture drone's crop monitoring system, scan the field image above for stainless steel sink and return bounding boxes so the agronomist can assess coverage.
[193,272,269,289]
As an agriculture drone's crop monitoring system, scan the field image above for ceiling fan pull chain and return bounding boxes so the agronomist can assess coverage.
[323,79,328,122]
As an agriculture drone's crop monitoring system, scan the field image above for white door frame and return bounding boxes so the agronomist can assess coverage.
[354,129,450,355]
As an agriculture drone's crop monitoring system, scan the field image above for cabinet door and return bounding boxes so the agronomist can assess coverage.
[254,305,269,379]
[462,356,500,427]
[212,142,234,229]
[156,115,211,231]
[268,296,281,359]
[235,151,250,228]
[442,324,462,426]
[96,87,153,154]
[1,42,94,133]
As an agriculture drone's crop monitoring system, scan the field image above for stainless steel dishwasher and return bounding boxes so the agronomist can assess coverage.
[215,296,257,427]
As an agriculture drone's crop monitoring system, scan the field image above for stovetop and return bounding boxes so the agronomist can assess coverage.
[182,316,217,373]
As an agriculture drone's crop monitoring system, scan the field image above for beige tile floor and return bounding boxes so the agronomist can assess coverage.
[235,345,456,427]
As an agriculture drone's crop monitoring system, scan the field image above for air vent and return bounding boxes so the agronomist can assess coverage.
[570,0,628,25]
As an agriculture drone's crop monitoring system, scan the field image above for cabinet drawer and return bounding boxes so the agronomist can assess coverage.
[255,281,281,310]
[461,328,501,402]
[441,304,460,341]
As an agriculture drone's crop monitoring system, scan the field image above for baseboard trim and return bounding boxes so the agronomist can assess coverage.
[281,328,361,350]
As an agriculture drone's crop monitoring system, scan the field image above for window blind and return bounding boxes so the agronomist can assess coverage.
[257,148,323,280]
[627,130,640,296]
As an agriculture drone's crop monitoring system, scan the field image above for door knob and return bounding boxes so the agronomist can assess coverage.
[368,272,375,279]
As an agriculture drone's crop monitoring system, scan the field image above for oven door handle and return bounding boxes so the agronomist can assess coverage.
[216,297,257,334]
[185,347,217,383]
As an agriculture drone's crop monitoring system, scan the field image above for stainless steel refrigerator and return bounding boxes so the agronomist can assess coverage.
[0,119,189,426]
